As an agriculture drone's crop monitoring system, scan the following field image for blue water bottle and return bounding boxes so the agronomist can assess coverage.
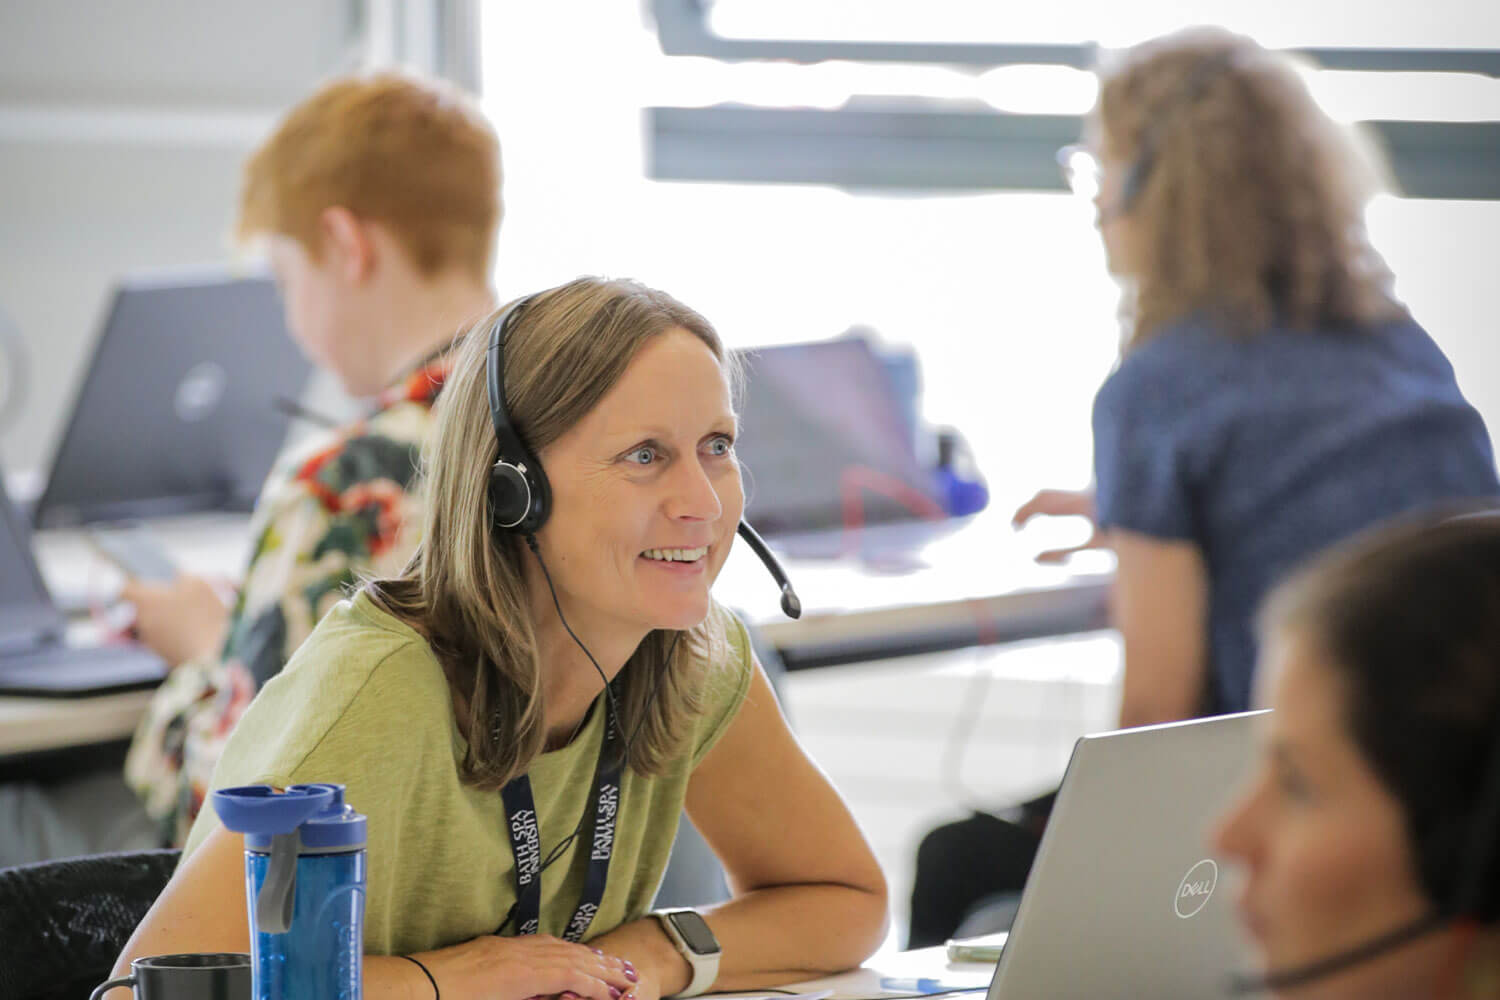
[212,783,367,1000]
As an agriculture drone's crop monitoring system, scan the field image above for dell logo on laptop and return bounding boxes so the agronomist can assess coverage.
[174,362,227,423]
[1174,859,1218,918]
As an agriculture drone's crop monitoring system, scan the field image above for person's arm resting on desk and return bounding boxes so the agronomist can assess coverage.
[111,822,643,1000]
[1109,529,1207,727]
[113,659,886,1000]
[590,659,890,998]
[114,637,647,1000]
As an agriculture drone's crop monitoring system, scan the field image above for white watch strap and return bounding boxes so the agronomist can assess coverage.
[654,910,720,998]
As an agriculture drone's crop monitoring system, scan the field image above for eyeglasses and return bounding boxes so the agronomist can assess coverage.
[1056,143,1102,201]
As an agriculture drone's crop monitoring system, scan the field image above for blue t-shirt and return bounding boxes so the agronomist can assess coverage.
[1093,316,1498,714]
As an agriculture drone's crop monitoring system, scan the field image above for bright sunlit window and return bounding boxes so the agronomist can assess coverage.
[480,4,1500,523]
[708,0,1500,51]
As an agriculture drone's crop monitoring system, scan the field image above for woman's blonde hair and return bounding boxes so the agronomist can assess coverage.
[368,277,737,790]
[1094,26,1406,350]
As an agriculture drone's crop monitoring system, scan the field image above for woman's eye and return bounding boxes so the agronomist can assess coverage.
[1276,767,1313,803]
[706,436,733,457]
[626,446,657,466]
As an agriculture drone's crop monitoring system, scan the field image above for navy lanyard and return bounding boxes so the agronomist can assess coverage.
[498,699,623,941]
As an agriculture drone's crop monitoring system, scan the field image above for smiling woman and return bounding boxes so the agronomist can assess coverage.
[111,277,888,1000]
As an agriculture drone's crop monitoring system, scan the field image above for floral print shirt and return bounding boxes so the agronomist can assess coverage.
[124,358,450,845]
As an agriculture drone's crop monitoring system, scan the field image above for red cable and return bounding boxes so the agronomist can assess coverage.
[838,464,947,557]
[1433,918,1477,1000]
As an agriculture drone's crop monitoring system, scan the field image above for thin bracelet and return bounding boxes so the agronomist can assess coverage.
[399,954,440,1000]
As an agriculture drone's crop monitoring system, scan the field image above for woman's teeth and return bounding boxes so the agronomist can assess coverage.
[643,547,708,562]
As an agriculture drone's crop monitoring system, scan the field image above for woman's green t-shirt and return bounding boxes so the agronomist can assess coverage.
[181,591,754,956]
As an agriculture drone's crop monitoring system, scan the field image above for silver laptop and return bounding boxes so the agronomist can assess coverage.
[0,474,165,697]
[981,711,1263,999]
[33,269,311,527]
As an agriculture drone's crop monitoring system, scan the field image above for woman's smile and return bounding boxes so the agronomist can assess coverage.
[641,545,710,565]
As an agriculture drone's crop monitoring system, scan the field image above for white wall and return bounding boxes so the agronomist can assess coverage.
[0,0,357,475]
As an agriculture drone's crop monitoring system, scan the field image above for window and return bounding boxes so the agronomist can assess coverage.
[481,5,1500,537]
[706,0,1500,51]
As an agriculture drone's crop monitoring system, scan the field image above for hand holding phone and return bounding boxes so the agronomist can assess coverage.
[117,572,230,667]
[87,525,179,582]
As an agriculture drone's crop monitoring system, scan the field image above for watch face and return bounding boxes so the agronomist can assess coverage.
[668,911,722,955]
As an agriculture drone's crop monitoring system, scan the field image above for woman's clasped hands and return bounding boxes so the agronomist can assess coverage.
[411,933,646,1000]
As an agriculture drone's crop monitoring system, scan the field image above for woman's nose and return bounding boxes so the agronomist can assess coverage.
[666,457,723,521]
[1211,777,1265,863]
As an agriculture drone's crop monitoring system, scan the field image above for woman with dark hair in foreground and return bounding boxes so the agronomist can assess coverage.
[1215,512,1500,998]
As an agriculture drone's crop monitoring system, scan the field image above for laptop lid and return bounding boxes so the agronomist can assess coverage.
[734,336,944,535]
[35,268,312,528]
[987,711,1264,999]
[0,473,65,649]
[0,467,168,697]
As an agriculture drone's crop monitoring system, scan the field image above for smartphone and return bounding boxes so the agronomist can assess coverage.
[945,930,1009,964]
[87,525,180,582]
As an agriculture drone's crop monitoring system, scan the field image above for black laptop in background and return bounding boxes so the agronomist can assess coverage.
[731,336,969,561]
[734,336,944,535]
[32,270,311,528]
[0,472,166,697]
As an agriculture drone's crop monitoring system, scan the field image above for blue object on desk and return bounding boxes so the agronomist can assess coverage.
[213,783,367,1000]
[879,977,952,994]
[933,427,988,518]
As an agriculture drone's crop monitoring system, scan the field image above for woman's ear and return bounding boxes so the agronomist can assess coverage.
[317,206,375,285]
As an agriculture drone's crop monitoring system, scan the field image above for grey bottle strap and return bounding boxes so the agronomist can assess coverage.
[256,831,301,934]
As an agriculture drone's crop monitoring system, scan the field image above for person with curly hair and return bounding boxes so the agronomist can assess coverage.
[918,25,1498,949]
[1017,25,1497,726]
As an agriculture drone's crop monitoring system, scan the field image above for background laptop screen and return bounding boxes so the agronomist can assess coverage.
[734,337,943,536]
[34,270,312,528]
[0,477,61,642]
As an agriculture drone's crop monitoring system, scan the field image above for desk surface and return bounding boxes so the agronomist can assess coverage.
[0,688,154,757]
[719,512,1112,668]
[780,945,990,999]
[3,508,1112,760]
[30,506,1113,667]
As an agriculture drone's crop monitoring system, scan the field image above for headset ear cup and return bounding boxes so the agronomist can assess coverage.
[1118,150,1153,213]
[489,461,533,531]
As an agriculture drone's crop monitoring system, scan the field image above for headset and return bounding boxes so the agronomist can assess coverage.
[485,291,801,619]
[1111,49,1240,217]
[486,295,552,536]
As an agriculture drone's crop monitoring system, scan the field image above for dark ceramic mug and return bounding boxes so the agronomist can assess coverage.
[89,952,252,1000]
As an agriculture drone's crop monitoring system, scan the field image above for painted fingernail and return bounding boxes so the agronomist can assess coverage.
[624,967,639,983]
[610,989,622,1000]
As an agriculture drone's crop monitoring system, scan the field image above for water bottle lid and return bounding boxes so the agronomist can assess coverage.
[211,783,367,851]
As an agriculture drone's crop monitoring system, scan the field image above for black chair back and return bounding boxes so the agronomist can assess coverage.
[0,849,179,1000]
